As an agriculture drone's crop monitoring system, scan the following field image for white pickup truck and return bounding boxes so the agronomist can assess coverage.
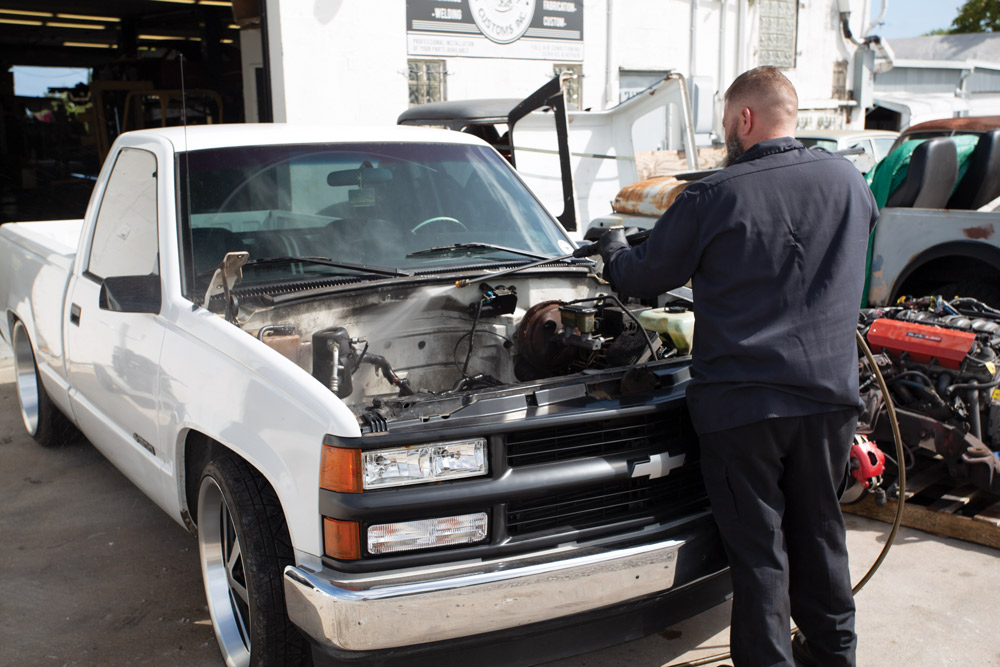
[0,124,729,666]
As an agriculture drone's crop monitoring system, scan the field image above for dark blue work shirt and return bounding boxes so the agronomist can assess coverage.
[605,137,879,434]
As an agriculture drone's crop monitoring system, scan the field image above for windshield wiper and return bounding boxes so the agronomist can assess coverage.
[243,255,411,277]
[406,242,554,261]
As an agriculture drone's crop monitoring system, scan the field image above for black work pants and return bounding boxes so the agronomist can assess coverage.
[698,409,858,667]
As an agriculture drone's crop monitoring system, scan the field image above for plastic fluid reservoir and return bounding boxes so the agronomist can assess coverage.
[638,306,695,353]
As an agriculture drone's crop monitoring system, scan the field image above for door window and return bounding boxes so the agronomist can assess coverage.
[88,148,159,279]
[873,137,897,160]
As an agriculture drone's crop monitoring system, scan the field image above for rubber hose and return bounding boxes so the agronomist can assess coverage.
[665,330,906,667]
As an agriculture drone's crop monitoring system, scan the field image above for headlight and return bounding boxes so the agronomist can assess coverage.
[367,512,489,555]
[362,438,487,489]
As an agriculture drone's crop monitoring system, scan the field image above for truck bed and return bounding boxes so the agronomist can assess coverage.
[0,219,83,260]
[0,219,82,400]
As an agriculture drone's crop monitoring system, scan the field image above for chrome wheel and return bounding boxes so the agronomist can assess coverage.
[12,320,40,436]
[199,473,252,667]
[197,457,309,666]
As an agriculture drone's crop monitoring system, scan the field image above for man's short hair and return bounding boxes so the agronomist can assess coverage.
[724,66,799,112]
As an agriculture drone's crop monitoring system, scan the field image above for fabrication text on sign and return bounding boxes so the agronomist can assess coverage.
[407,0,584,61]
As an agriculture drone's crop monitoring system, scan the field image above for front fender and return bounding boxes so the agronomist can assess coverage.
[158,301,360,560]
[867,208,1000,306]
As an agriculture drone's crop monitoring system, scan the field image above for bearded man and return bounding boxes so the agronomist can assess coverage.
[599,66,878,666]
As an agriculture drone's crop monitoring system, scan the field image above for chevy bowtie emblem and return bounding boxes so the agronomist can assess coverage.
[631,452,686,480]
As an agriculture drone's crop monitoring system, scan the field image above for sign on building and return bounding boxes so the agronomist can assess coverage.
[407,0,583,61]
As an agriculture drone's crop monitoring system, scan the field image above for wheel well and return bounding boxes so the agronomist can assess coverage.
[182,433,291,537]
[6,310,21,342]
[892,255,1000,301]
[183,431,234,530]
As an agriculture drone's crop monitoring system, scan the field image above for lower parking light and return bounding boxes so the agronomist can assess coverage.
[367,512,488,555]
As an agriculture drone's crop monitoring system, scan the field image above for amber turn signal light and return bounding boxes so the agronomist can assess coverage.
[323,517,361,560]
[320,444,362,493]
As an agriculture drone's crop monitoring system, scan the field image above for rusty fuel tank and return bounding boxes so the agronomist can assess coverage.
[612,177,693,217]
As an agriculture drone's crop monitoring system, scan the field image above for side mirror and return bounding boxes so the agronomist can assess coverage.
[99,275,162,314]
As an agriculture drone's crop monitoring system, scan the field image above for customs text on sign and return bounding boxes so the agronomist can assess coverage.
[407,0,584,62]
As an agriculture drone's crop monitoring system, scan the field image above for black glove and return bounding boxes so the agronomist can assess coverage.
[597,226,629,264]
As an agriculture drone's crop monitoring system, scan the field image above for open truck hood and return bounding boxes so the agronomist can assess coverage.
[398,73,700,239]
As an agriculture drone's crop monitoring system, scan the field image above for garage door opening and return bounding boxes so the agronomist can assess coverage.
[866,105,903,132]
[1,0,267,222]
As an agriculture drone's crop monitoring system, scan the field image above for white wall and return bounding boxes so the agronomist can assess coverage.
[786,0,873,129]
[257,0,874,131]
[266,0,410,124]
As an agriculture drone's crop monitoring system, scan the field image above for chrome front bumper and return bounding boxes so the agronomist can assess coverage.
[283,538,681,652]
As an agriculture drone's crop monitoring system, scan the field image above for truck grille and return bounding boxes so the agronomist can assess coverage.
[506,469,706,536]
[504,409,706,537]
[505,410,694,467]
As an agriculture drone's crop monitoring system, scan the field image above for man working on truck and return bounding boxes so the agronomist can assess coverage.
[599,66,878,666]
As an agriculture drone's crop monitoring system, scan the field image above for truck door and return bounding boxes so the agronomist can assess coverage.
[65,147,170,506]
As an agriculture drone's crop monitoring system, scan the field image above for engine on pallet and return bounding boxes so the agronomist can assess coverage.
[858,296,1000,495]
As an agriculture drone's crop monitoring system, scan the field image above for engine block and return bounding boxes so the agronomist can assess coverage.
[866,318,976,370]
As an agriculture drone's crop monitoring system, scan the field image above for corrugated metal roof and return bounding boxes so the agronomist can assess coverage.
[889,34,1000,63]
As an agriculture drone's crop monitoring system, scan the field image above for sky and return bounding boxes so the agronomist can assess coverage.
[11,66,88,98]
[869,0,967,40]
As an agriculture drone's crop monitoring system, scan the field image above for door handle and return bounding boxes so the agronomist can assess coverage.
[70,303,81,326]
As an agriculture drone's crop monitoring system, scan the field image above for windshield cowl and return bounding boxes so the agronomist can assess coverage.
[224,259,594,307]
[406,242,553,261]
[243,255,411,277]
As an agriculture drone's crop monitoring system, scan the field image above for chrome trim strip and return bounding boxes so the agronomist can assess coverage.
[283,539,681,652]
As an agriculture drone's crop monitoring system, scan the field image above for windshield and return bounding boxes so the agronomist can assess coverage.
[178,141,570,296]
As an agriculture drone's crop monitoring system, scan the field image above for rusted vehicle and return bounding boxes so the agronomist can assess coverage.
[887,115,1000,153]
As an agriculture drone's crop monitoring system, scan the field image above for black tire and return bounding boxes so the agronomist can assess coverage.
[197,456,311,667]
[11,319,79,447]
[933,280,1000,308]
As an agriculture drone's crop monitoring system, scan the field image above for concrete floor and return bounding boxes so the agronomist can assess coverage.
[1,338,998,667]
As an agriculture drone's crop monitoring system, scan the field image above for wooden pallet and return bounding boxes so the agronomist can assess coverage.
[842,457,1000,549]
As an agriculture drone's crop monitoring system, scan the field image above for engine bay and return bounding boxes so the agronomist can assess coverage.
[237,272,689,423]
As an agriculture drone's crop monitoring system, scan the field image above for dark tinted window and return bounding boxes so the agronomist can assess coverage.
[179,142,570,295]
